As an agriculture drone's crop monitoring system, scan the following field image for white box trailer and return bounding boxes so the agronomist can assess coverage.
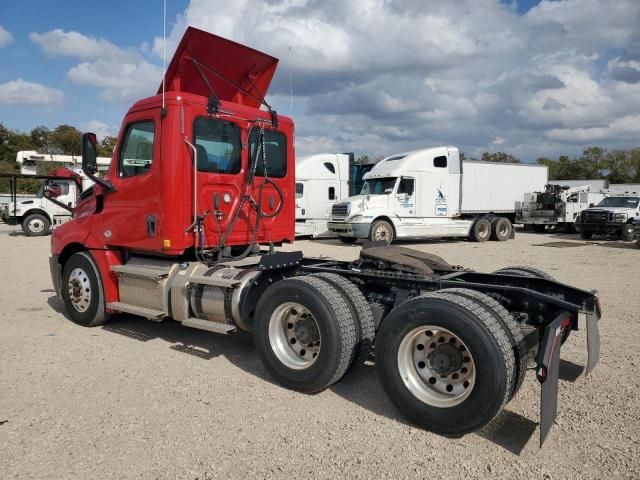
[327,146,548,243]
[295,153,373,237]
[460,161,548,214]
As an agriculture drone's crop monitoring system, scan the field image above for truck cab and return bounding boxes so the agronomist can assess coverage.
[577,193,640,240]
[327,146,469,243]
[7,173,80,236]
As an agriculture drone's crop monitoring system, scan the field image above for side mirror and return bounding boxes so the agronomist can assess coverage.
[82,132,98,175]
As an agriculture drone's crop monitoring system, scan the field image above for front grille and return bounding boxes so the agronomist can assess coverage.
[331,203,349,220]
[584,211,607,224]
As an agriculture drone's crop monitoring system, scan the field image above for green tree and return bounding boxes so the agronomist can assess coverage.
[98,136,117,158]
[51,124,82,156]
[480,152,520,163]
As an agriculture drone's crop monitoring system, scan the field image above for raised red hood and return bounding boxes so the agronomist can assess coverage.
[159,26,278,108]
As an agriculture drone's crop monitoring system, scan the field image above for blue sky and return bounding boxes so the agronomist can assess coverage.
[1,0,639,161]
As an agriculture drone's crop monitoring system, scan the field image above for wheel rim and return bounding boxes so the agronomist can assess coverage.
[397,325,476,408]
[373,224,392,242]
[67,267,92,313]
[498,222,508,236]
[268,302,321,370]
[477,222,489,239]
[28,218,45,233]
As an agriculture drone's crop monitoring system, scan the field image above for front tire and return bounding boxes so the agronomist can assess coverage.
[369,219,394,244]
[376,293,514,436]
[621,224,635,242]
[253,277,358,393]
[61,252,110,327]
[22,213,50,236]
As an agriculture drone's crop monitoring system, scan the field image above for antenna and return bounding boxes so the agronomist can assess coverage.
[162,0,167,111]
[289,46,293,117]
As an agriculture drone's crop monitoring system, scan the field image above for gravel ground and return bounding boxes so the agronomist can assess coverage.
[1,223,639,479]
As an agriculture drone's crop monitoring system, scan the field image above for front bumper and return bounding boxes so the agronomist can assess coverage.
[327,221,371,238]
[49,254,62,298]
[578,221,624,233]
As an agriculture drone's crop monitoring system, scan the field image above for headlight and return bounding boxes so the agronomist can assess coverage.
[613,213,627,222]
[349,215,364,223]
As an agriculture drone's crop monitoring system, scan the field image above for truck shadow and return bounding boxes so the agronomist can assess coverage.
[47,309,539,455]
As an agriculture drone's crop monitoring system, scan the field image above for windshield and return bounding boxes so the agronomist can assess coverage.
[36,184,45,199]
[597,196,639,208]
[361,177,397,195]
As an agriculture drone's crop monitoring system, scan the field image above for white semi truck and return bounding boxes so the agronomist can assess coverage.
[327,146,548,243]
[5,151,111,235]
[295,153,373,237]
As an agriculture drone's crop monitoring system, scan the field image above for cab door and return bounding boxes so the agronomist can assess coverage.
[393,176,419,224]
[98,109,163,251]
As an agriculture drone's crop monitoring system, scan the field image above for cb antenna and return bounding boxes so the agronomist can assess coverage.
[162,0,167,112]
[288,45,293,117]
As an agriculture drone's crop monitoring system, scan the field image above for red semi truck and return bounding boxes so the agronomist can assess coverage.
[48,27,601,444]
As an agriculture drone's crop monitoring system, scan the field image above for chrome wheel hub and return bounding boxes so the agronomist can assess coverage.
[28,218,45,233]
[68,267,92,313]
[269,302,321,370]
[398,325,476,408]
[373,225,392,242]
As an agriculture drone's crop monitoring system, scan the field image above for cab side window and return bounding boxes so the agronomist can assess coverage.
[398,177,415,196]
[118,121,155,177]
[434,155,447,168]
[249,128,287,178]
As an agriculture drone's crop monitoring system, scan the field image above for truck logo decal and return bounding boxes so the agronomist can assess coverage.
[435,189,447,215]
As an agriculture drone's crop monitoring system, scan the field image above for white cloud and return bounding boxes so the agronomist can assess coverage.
[30,29,134,60]
[80,120,117,140]
[0,79,65,105]
[0,25,13,48]
[31,29,162,103]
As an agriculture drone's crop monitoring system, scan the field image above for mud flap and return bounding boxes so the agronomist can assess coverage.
[585,312,600,376]
[537,313,565,446]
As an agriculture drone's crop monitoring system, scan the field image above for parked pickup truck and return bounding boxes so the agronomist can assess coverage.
[576,193,640,241]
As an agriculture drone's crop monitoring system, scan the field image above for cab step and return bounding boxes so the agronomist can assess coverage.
[181,317,237,334]
[106,302,165,321]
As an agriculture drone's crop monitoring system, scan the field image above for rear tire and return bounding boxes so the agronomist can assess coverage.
[253,277,358,393]
[22,213,50,236]
[490,217,512,241]
[437,288,527,401]
[376,293,514,436]
[312,273,375,369]
[61,252,110,327]
[338,236,358,244]
[580,230,593,240]
[494,266,571,345]
[369,219,394,244]
[469,218,491,242]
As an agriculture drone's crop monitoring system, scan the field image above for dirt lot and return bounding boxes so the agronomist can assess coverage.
[0,223,639,479]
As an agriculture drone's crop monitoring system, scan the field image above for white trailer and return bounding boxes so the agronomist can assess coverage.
[327,146,547,243]
[295,153,373,237]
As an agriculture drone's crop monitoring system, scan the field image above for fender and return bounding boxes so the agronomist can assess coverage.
[89,248,123,307]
